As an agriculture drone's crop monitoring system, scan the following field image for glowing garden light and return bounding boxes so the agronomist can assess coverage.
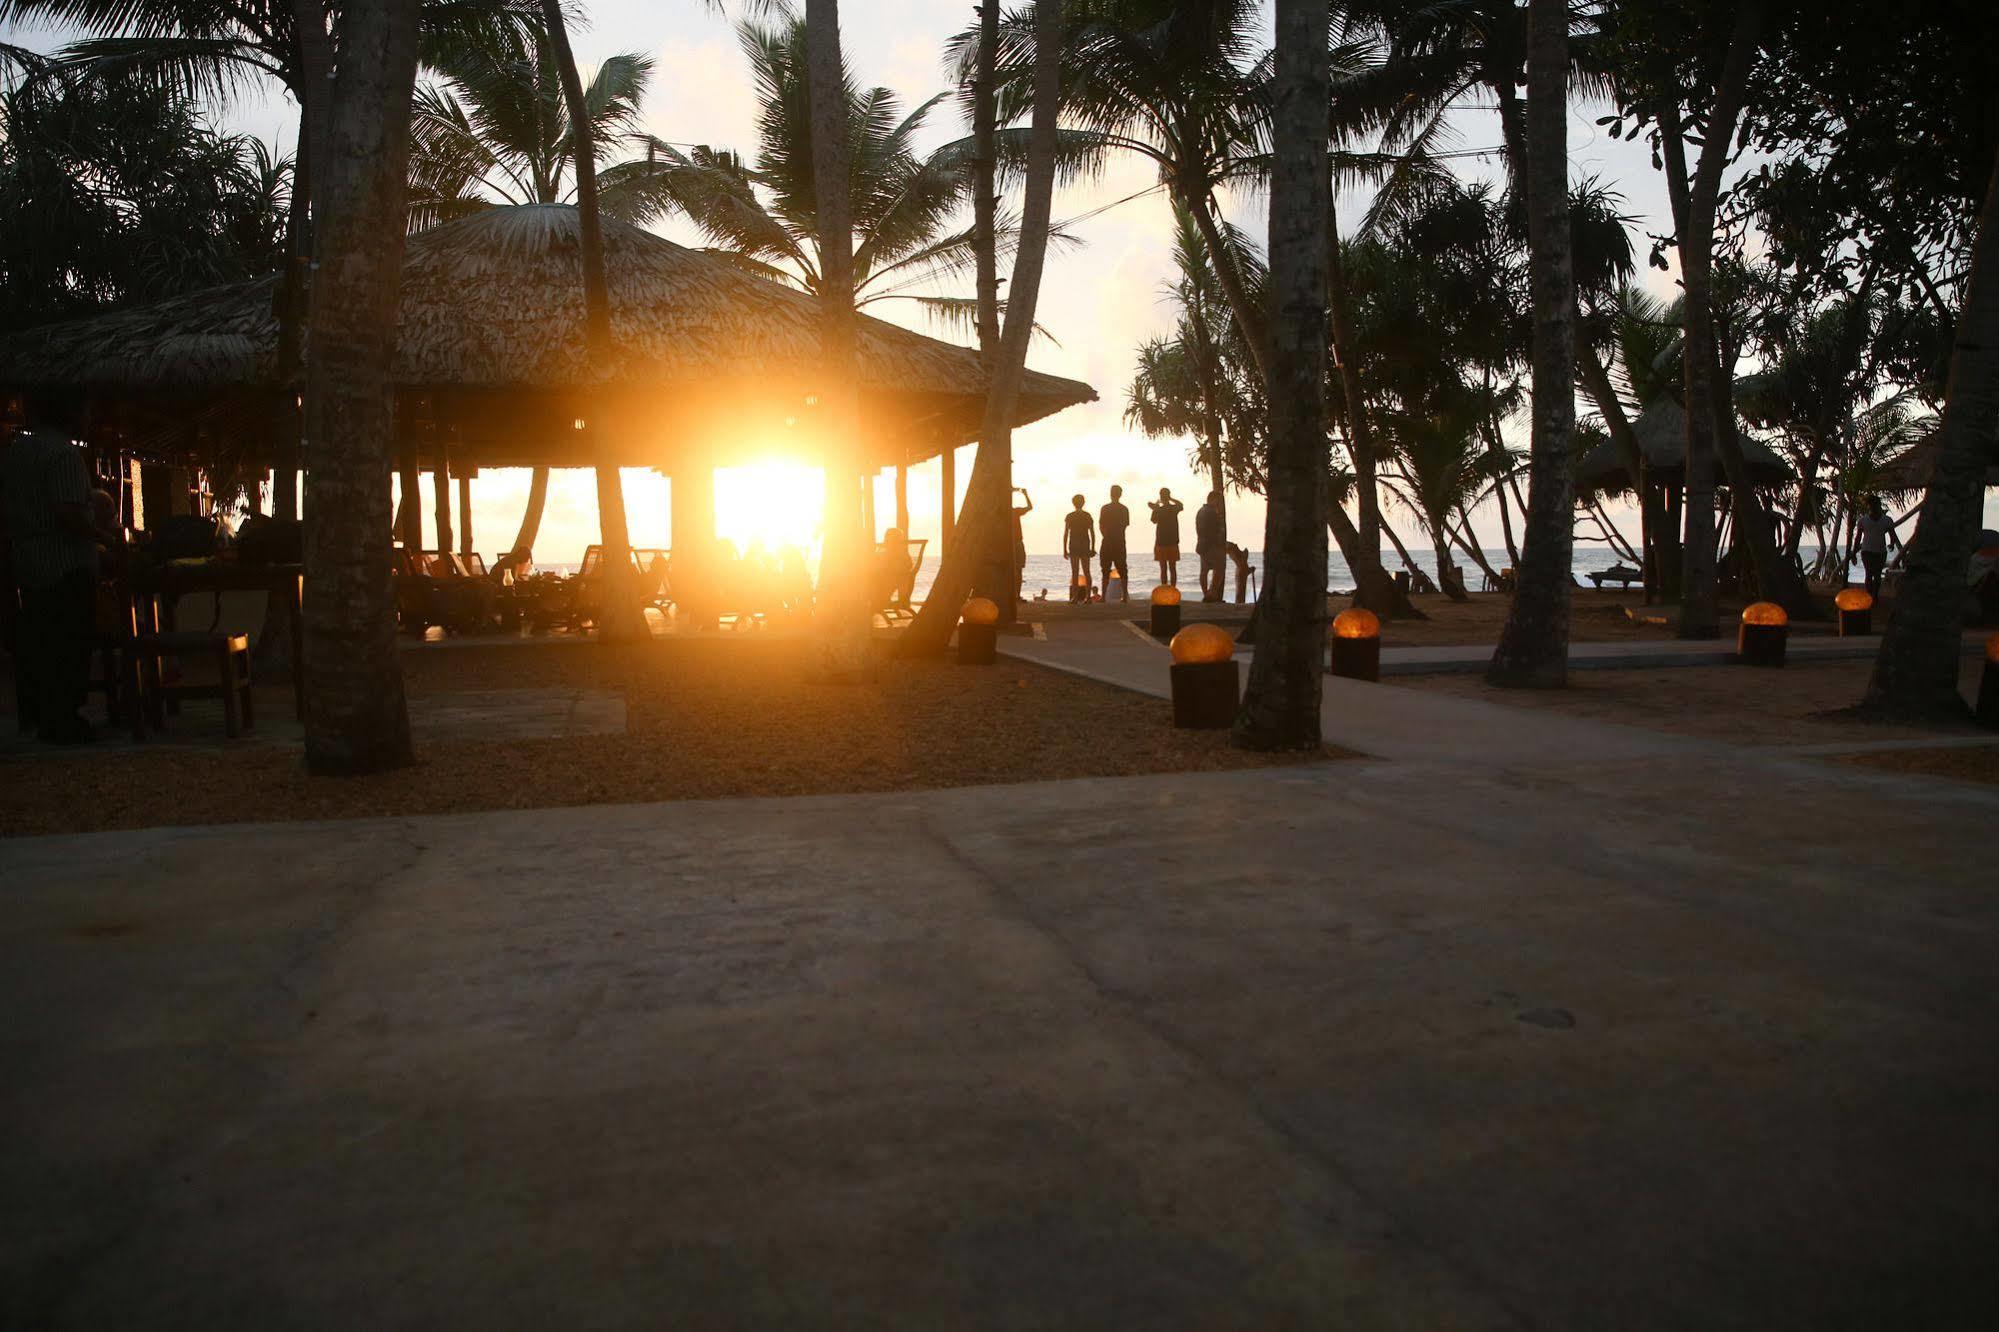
[958,596,999,665]
[1329,607,1382,681]
[1834,586,1874,637]
[1167,623,1239,728]
[1149,583,1182,639]
[1737,601,1788,667]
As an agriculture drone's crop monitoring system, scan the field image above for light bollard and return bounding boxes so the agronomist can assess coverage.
[1978,633,1999,730]
[1737,601,1789,667]
[1834,586,1874,636]
[1149,584,1182,640]
[1328,607,1381,682]
[1168,623,1239,728]
[957,596,999,665]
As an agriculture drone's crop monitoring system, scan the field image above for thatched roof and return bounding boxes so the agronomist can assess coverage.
[1865,427,1999,497]
[1575,397,1793,496]
[0,204,1095,470]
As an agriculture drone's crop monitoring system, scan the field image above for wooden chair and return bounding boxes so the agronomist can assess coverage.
[132,629,255,738]
[875,536,928,622]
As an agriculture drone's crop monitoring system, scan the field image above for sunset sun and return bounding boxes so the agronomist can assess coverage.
[711,459,826,556]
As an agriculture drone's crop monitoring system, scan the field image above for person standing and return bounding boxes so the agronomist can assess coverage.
[1009,487,1034,604]
[1098,484,1130,594]
[1062,494,1096,601]
[1195,490,1227,602]
[1149,487,1184,587]
[1847,496,1902,599]
[3,398,116,743]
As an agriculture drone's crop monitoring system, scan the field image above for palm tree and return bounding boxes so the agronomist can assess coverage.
[623,10,1008,336]
[797,0,871,674]
[8,0,529,521]
[1236,0,1329,752]
[0,61,290,328]
[1486,0,1575,687]
[901,0,1066,657]
[404,23,655,562]
[1864,147,1999,723]
[299,0,420,774]
[534,0,644,644]
[1124,204,1247,501]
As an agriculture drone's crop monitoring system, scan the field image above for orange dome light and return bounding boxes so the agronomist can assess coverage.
[1986,632,1999,666]
[1740,601,1789,627]
[1834,588,1873,612]
[1332,607,1381,640]
[961,597,1000,626]
[1150,584,1182,606]
[1169,622,1235,665]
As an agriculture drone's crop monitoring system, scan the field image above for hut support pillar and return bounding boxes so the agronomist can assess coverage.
[895,460,909,534]
[433,446,453,557]
[940,444,956,556]
[458,473,473,555]
[862,470,877,542]
[397,418,421,550]
[672,461,716,629]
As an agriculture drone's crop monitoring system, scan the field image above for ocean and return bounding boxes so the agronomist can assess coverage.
[981,547,1836,604]
[544,546,1845,601]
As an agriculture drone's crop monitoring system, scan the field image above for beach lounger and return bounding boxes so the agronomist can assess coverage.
[1588,564,1644,589]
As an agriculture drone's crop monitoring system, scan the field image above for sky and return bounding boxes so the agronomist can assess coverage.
[4,2,1816,564]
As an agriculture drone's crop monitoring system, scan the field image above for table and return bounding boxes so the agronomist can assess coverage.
[131,562,305,719]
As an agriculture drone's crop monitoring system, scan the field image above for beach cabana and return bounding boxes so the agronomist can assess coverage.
[0,204,1095,552]
[1572,398,1792,498]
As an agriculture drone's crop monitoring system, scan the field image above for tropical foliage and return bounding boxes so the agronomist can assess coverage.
[0,65,288,327]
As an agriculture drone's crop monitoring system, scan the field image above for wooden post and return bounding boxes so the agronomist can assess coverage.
[672,459,717,628]
[458,472,473,555]
[398,417,421,550]
[433,436,452,557]
[940,443,956,556]
[895,459,910,533]
[862,469,877,542]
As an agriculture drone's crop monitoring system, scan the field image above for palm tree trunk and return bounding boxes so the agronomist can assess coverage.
[1182,172,1409,617]
[1660,116,1720,637]
[1863,146,1999,722]
[1325,207,1382,569]
[540,0,645,643]
[510,466,549,557]
[274,122,309,523]
[1451,504,1506,584]
[903,0,1064,656]
[1237,0,1330,751]
[1577,341,1658,595]
[804,0,871,672]
[1662,3,1768,633]
[1488,0,1575,688]
[968,0,1007,614]
[300,0,418,775]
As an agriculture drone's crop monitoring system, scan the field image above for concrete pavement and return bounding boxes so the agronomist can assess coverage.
[5,728,1996,1328]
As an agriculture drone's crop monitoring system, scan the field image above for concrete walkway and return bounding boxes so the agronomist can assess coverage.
[6,744,1998,1328]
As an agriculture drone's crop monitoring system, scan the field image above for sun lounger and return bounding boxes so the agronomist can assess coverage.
[1588,564,1644,589]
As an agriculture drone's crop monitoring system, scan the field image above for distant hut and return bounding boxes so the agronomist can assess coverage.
[0,204,1095,548]
[1572,398,1792,499]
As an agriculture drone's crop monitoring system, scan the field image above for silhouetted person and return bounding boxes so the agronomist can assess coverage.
[3,396,115,743]
[1010,487,1033,603]
[1149,487,1184,587]
[1062,495,1096,602]
[1847,495,1901,598]
[1195,490,1227,602]
[1099,484,1130,592]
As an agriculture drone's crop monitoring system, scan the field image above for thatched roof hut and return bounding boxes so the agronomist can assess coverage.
[0,204,1096,470]
[1574,397,1792,498]
[1865,427,1999,497]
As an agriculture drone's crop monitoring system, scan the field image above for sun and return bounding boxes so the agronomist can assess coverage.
[712,459,826,557]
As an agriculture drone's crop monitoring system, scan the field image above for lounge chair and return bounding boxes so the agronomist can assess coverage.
[1587,564,1644,589]
[876,536,928,622]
